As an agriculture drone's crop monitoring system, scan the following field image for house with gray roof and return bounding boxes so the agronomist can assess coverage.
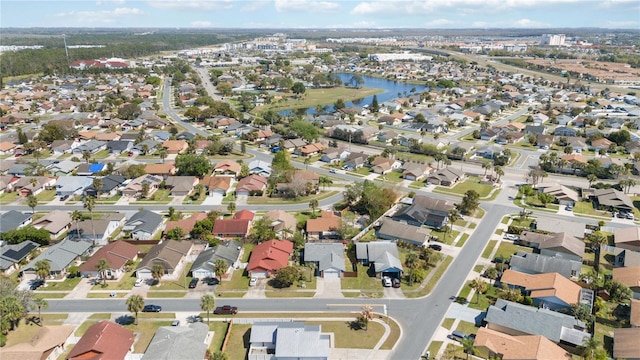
[48,160,81,175]
[106,140,133,155]
[67,213,125,246]
[484,299,590,347]
[355,241,403,279]
[519,231,585,262]
[0,210,33,234]
[55,176,93,197]
[189,240,242,279]
[248,160,272,177]
[0,241,40,274]
[509,251,581,279]
[534,216,586,239]
[377,218,431,247]
[22,239,92,277]
[163,176,198,197]
[249,322,330,360]
[142,323,209,360]
[123,210,163,240]
[72,140,106,155]
[131,139,160,155]
[303,243,346,278]
[84,174,126,198]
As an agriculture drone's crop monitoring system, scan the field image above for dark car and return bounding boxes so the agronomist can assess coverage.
[207,278,219,286]
[213,305,238,315]
[188,278,199,289]
[392,278,401,288]
[30,279,44,290]
[428,244,442,251]
[142,305,162,312]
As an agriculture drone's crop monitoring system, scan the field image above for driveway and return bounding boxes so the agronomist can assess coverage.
[383,286,405,299]
[314,277,343,298]
[244,278,266,298]
[202,193,223,206]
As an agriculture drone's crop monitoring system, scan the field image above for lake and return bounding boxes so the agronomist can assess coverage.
[280,73,428,116]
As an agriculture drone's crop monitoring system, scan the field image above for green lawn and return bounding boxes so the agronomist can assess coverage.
[92,149,110,159]
[433,176,494,198]
[404,256,453,298]
[341,264,383,291]
[265,291,315,298]
[36,190,57,203]
[473,265,485,273]
[455,320,479,336]
[468,283,499,310]
[376,170,404,183]
[38,277,82,291]
[379,317,402,350]
[442,318,455,330]
[246,191,338,205]
[91,262,139,290]
[125,320,175,353]
[350,167,372,176]
[216,268,250,292]
[135,189,172,204]
[147,291,187,298]
[481,240,498,259]
[153,262,193,290]
[456,233,469,247]
[252,86,383,112]
[493,242,532,261]
[573,201,609,217]
[208,322,230,354]
[309,320,386,349]
[0,191,19,204]
[427,341,443,359]
[429,228,460,245]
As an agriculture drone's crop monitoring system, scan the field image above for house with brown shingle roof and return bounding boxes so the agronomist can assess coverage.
[306,211,341,241]
[161,140,188,154]
[213,159,241,177]
[201,175,232,195]
[499,270,585,311]
[144,162,177,177]
[615,227,640,252]
[0,325,74,360]
[370,156,402,175]
[32,210,72,239]
[67,321,135,360]
[630,299,640,327]
[163,176,198,196]
[613,266,640,299]
[519,231,585,262]
[473,327,571,360]
[164,213,208,239]
[212,219,252,239]
[295,142,327,157]
[235,174,268,196]
[614,328,640,360]
[135,240,192,280]
[0,141,16,155]
[263,210,297,239]
[590,137,613,151]
[79,240,139,279]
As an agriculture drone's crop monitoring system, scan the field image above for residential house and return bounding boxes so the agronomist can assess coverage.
[121,174,162,198]
[370,156,402,175]
[615,248,640,268]
[554,126,577,137]
[343,152,367,170]
[135,240,192,280]
[200,175,232,196]
[0,325,74,360]
[536,135,555,149]
[84,174,126,198]
[49,160,81,176]
[615,227,640,252]
[295,142,327,157]
[613,328,640,360]
[67,321,135,360]
[509,251,581,279]
[631,299,640,327]
[0,210,33,234]
[355,241,403,279]
[376,219,431,247]
[123,210,163,240]
[499,269,588,311]
[105,140,133,155]
[263,210,297,239]
[306,211,341,241]
[592,188,635,213]
[212,214,252,239]
[22,239,92,278]
[524,125,546,136]
[484,299,590,347]
[519,231,585,262]
[377,130,398,143]
[534,217,586,239]
[32,210,72,239]
[402,163,432,181]
[473,327,572,360]
[590,138,614,151]
[613,266,640,299]
[303,243,345,278]
[566,137,587,153]
[76,163,105,176]
[161,140,188,154]
[163,176,198,197]
[141,323,209,360]
[556,114,573,126]
[393,195,455,228]
[189,240,242,279]
[164,213,208,238]
[0,241,40,274]
[11,176,57,197]
[55,176,92,198]
[247,239,294,278]
[144,162,177,178]
[248,322,330,360]
[213,159,241,177]
[235,174,268,196]
[0,141,16,155]
[78,240,139,279]
[72,140,106,155]
[427,167,465,186]
[532,113,549,124]
[540,184,579,206]
[50,140,78,155]
[131,139,159,155]
[67,213,126,246]
[248,160,272,177]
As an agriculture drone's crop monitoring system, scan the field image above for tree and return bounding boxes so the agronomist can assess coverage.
[494,166,504,182]
[350,74,364,88]
[175,153,212,177]
[274,266,300,288]
[485,267,498,284]
[334,98,345,110]
[405,252,420,286]
[191,218,213,240]
[247,217,276,243]
[371,95,380,113]
[309,199,319,215]
[166,227,185,240]
[200,294,216,325]
[291,82,306,97]
[31,297,48,326]
[581,337,603,360]
[92,178,103,198]
[83,196,97,246]
[71,210,83,241]
[82,150,91,163]
[96,258,110,286]
[461,338,476,360]
[214,259,228,281]
[26,194,38,214]
[587,174,597,188]
[457,190,480,216]
[158,148,168,163]
[0,226,50,245]
[151,264,165,285]
[469,277,487,304]
[126,295,144,325]
[446,209,461,241]
[0,296,25,332]
[227,201,236,216]
[358,305,374,331]
[587,231,607,273]
[289,120,320,142]
[537,192,555,208]
[481,160,492,177]
[35,260,51,282]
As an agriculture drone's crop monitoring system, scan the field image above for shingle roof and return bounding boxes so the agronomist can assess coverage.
[247,240,293,273]
[473,327,571,360]
[612,266,640,289]
[67,321,135,360]
[141,323,208,360]
[275,322,330,358]
[190,240,242,274]
[0,210,32,233]
[304,243,345,272]
[136,240,191,272]
[613,328,640,360]
[0,241,40,271]
[125,210,163,235]
[509,251,581,279]
[0,325,75,360]
[24,239,92,273]
[500,270,582,306]
[79,240,139,273]
[378,219,431,245]
[355,242,403,273]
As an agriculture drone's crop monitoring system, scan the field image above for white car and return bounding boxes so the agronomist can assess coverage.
[249,277,258,287]
[134,278,144,287]
[382,276,392,287]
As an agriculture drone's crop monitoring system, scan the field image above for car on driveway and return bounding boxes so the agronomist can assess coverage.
[392,278,401,288]
[249,277,257,287]
[142,305,162,312]
[428,244,442,251]
[207,278,219,286]
[188,278,199,289]
[213,305,238,315]
[382,276,392,287]
[565,205,573,211]
[134,278,144,287]
[30,279,44,290]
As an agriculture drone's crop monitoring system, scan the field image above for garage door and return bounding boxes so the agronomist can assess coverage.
[323,269,340,279]
[251,271,268,278]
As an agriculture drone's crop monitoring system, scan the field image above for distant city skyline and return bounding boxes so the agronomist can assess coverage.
[1,0,638,30]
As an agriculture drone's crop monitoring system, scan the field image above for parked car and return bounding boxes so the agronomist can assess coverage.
[450,330,473,342]
[329,169,337,174]
[213,305,238,315]
[142,305,162,312]
[382,276,392,287]
[207,278,219,286]
[504,234,519,241]
[188,315,203,323]
[392,278,401,288]
[428,244,442,251]
[171,320,180,326]
[565,205,573,211]
[249,277,257,287]
[60,194,69,201]
[30,279,43,290]
[134,278,144,287]
[188,278,199,289]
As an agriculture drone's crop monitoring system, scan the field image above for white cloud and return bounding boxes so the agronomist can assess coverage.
[350,0,584,16]
[510,18,549,27]
[424,19,455,27]
[113,7,143,15]
[191,20,213,27]
[96,0,125,5]
[274,0,340,13]
[147,0,233,11]
[241,0,269,12]
[54,7,144,25]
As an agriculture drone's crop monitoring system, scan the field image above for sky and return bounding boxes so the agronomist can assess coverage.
[2,0,638,29]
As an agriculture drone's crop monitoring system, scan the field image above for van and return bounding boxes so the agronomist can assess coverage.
[451,331,470,342]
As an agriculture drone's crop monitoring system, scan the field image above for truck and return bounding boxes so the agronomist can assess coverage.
[213,305,238,315]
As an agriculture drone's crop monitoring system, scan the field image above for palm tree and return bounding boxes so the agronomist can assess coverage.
[581,337,601,360]
[227,201,236,216]
[200,294,216,325]
[31,297,48,326]
[469,277,487,304]
[96,258,110,286]
[126,295,145,325]
[481,160,492,177]
[82,150,91,163]
[304,157,310,170]
[83,196,97,246]
[151,264,165,285]
[446,209,461,241]
[494,166,504,182]
[158,147,168,163]
[588,232,608,273]
[214,259,227,281]
[461,338,476,360]
[485,267,498,285]
[405,252,420,286]
[1,296,25,332]
[587,174,597,188]
[92,178,103,198]
[71,210,83,240]
[26,194,38,214]
[309,199,319,215]
[35,260,51,283]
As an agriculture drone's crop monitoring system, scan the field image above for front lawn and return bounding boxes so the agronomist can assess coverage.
[433,176,494,198]
[341,264,383,291]
[153,262,193,290]
[216,268,249,292]
[246,191,338,205]
[493,242,532,261]
[455,320,480,336]
[309,320,386,348]
[0,191,19,204]
[36,190,57,203]
[38,277,82,291]
[125,320,175,353]
[429,228,460,245]
[573,201,609,217]
[135,189,172,204]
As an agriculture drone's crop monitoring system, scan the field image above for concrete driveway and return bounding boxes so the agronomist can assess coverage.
[314,277,343,298]
[202,193,223,206]
[244,278,266,298]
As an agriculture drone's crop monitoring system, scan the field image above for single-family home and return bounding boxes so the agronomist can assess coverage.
[377,130,398,143]
[248,322,330,360]
[76,163,105,176]
[427,167,465,186]
[0,141,16,155]
[0,210,33,234]
[473,327,572,360]
[161,140,188,154]
[534,217,586,239]
[554,126,577,137]
[615,227,640,252]
[247,239,294,278]
[55,176,92,198]
[393,195,455,228]
[123,210,163,240]
[164,212,208,238]
[402,163,432,181]
[355,241,403,279]
[295,142,327,157]
[509,251,581,279]
[235,174,268,196]
[48,160,81,176]
[200,175,232,196]
[32,210,72,239]
[22,239,92,278]
[144,162,177,178]
[189,240,242,279]
[370,156,402,175]
[613,328,640,360]
[121,174,162,198]
[303,243,346,278]
[613,266,640,300]
[377,219,431,247]
[105,140,133,155]
[306,211,341,241]
[0,325,74,360]
[67,213,125,246]
[135,240,193,280]
[262,210,297,239]
[78,240,139,279]
[519,231,585,262]
[343,152,368,170]
[213,159,242,177]
[163,176,198,197]
[0,241,40,274]
[72,140,106,155]
[590,138,614,151]
[84,174,126,198]
[248,160,272,177]
[540,184,579,206]
[592,188,635,213]
[212,215,252,239]
[141,323,209,360]
[131,139,160,155]
[67,321,135,360]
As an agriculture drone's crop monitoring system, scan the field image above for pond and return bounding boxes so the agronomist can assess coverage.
[280,73,428,116]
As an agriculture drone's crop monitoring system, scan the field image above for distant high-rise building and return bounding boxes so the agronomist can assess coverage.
[540,34,566,46]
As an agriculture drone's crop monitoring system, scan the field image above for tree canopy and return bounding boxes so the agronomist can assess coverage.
[176,153,212,177]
